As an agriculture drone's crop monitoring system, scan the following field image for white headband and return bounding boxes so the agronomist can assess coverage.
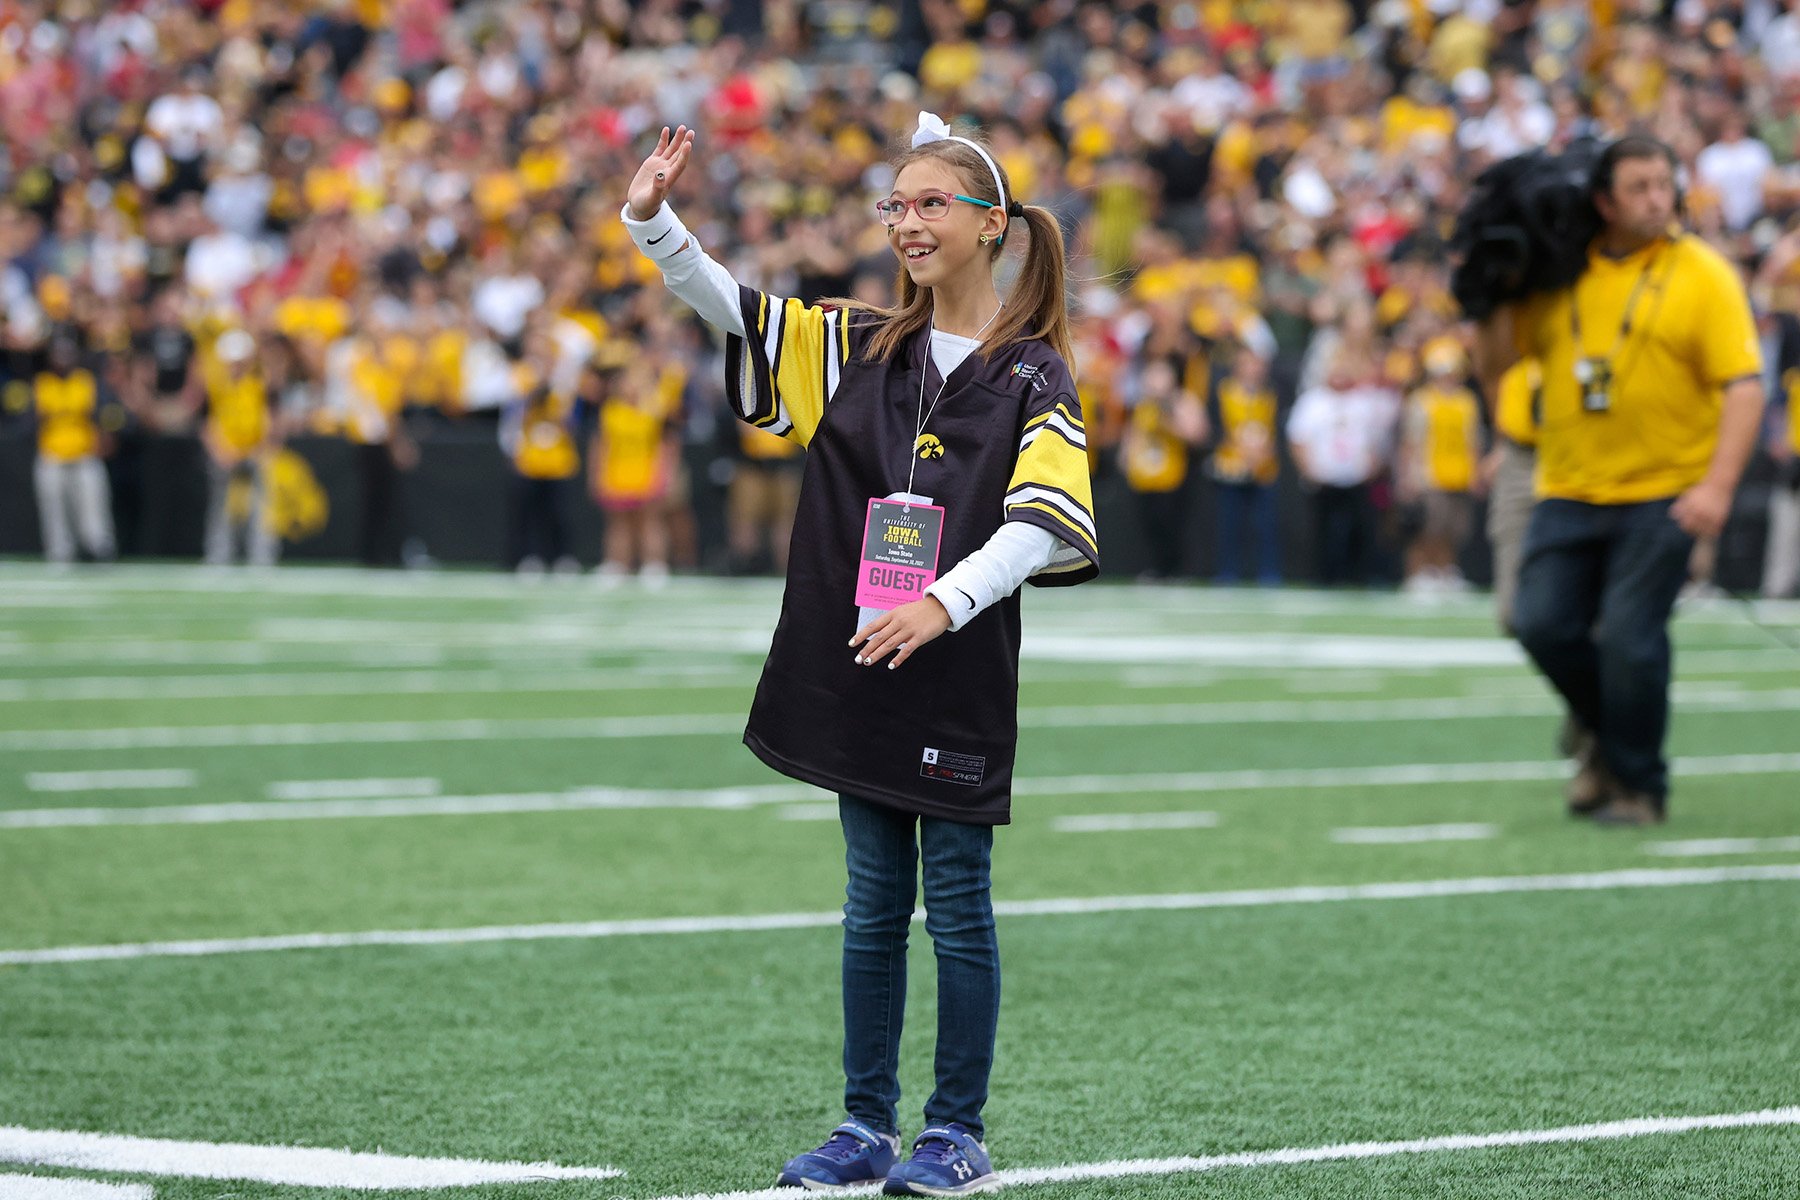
[911,110,1008,214]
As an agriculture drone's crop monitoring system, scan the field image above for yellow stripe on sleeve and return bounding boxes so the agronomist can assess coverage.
[1009,429,1093,509]
[770,298,829,447]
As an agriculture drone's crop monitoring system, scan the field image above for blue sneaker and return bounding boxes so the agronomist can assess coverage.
[777,1120,902,1190]
[882,1124,999,1196]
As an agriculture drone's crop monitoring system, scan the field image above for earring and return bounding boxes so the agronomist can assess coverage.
[979,234,991,244]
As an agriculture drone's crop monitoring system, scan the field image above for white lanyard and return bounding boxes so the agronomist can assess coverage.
[907,304,1002,500]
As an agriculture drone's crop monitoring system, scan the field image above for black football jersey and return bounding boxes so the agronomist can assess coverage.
[724,286,1098,824]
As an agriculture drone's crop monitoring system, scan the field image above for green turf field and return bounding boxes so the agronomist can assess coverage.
[2,564,1798,1200]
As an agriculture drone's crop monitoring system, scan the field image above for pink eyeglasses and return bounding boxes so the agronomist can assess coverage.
[874,190,998,226]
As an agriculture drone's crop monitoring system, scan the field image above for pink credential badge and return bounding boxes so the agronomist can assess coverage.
[854,497,944,610]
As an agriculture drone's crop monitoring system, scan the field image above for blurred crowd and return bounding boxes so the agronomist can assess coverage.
[3,0,1799,592]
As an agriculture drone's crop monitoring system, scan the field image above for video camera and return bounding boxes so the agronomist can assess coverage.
[1449,138,1606,321]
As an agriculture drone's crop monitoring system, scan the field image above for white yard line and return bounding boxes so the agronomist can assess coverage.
[985,865,1800,915]
[0,784,822,829]
[3,570,1793,648]
[0,629,1538,671]
[22,770,196,793]
[1645,836,1800,857]
[642,1106,1800,1200]
[0,642,453,667]
[0,911,849,965]
[7,563,1793,622]
[8,640,1791,674]
[7,691,1796,753]
[1282,672,1386,693]
[0,714,747,752]
[0,563,783,603]
[5,865,1798,967]
[267,778,440,801]
[0,668,754,703]
[0,1127,620,1188]
[776,803,843,821]
[1331,824,1499,845]
[1053,812,1220,833]
[1012,689,1800,728]
[1678,649,1800,673]
[1013,760,1567,798]
[1018,632,1527,668]
[0,1177,153,1200]
[0,593,110,607]
[1012,752,1800,797]
[7,753,1799,830]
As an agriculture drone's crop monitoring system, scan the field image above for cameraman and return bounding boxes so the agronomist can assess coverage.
[1472,135,1765,827]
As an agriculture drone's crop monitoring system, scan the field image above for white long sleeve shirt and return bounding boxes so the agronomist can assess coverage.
[623,201,1063,631]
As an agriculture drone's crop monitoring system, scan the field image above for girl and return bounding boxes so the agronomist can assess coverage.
[625,114,1098,1195]
[590,350,683,586]
[500,326,582,575]
[1209,342,1282,587]
[1119,356,1207,580]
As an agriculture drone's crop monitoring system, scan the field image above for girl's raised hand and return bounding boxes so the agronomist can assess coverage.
[627,125,695,222]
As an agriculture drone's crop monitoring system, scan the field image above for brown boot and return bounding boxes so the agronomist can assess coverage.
[1589,790,1667,827]
[1566,733,1613,816]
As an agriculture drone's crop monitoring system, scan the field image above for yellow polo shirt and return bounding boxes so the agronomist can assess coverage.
[1494,358,1540,448]
[1785,368,1800,455]
[514,391,580,481]
[1785,370,1800,455]
[1409,383,1482,493]
[1515,234,1761,505]
[202,363,269,455]
[35,370,100,462]
[1211,379,1279,486]
[418,328,468,413]
[1122,400,1190,494]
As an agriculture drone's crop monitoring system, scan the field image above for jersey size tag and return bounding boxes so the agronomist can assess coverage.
[921,746,986,787]
[854,497,945,610]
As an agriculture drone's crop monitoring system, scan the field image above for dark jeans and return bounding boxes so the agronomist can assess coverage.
[1512,498,1695,798]
[1133,486,1188,577]
[1313,483,1372,586]
[508,475,571,566]
[356,442,403,567]
[840,794,998,1140]
[1215,480,1281,585]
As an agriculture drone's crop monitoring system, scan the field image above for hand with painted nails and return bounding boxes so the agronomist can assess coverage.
[849,597,952,671]
[628,125,695,222]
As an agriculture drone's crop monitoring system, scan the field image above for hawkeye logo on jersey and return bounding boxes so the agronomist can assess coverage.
[1010,362,1046,391]
[915,433,944,460]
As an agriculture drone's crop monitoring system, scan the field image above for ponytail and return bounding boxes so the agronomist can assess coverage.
[829,138,1073,369]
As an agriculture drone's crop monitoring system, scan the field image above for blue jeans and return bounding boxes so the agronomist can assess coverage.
[1214,480,1281,585]
[1512,498,1695,798]
[839,794,999,1140]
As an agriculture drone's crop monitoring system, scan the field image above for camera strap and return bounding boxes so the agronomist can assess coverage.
[1569,241,1668,367]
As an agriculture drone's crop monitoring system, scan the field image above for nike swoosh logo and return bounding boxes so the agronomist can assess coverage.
[647,231,670,245]
[956,588,976,609]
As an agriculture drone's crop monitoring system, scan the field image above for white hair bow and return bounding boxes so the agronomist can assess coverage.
[909,110,1008,214]
[911,110,955,149]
